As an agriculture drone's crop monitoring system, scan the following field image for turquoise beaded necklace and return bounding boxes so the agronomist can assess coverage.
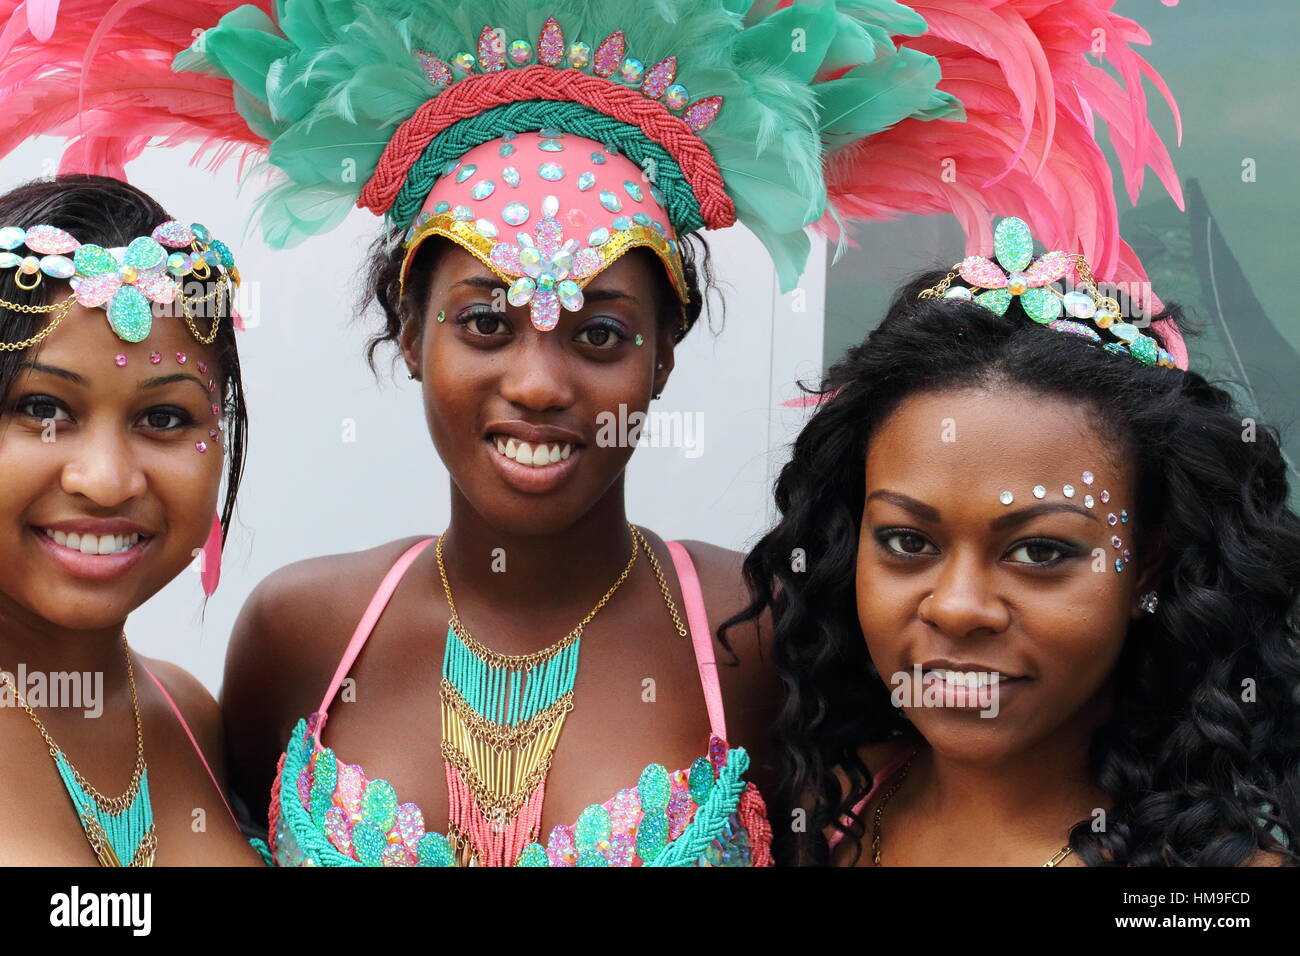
[0,632,156,866]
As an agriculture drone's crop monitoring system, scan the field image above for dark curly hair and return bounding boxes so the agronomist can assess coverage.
[722,270,1300,867]
[356,225,720,373]
[0,175,248,547]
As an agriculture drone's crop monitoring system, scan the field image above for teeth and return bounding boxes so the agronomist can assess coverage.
[492,435,573,468]
[929,668,1004,687]
[43,529,141,555]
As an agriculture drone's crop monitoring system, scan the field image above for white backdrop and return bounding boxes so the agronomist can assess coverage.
[0,139,827,693]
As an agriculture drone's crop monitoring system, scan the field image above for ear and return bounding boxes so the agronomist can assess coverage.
[398,312,424,382]
[1129,527,1165,620]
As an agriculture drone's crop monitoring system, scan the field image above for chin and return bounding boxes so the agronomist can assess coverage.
[907,712,1034,763]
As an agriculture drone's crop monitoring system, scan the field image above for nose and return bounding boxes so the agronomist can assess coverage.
[918,549,1011,638]
[59,426,148,508]
[497,332,575,411]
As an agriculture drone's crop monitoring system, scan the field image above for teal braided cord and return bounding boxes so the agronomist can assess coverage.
[389,101,705,235]
[647,746,752,867]
[275,718,359,867]
[248,837,272,866]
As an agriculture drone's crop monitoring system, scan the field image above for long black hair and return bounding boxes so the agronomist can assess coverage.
[0,174,248,545]
[723,271,1300,867]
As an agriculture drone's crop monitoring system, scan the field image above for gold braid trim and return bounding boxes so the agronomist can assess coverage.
[440,714,567,821]
[440,678,573,751]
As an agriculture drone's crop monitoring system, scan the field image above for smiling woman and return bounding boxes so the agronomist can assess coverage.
[0,175,260,865]
[725,259,1300,868]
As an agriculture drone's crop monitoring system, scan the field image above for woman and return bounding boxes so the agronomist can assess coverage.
[0,174,258,865]
[726,219,1300,867]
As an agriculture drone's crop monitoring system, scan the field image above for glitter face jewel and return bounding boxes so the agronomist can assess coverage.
[149,351,161,364]
[1082,470,1094,485]
[114,354,127,367]
[196,361,207,374]
[436,310,446,323]
[195,440,208,453]
[176,352,187,364]
[999,490,1014,505]
[634,333,643,346]
[1083,495,1095,508]
[1062,484,1075,498]
[1032,485,1046,499]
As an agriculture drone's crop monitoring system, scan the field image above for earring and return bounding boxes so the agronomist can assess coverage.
[1138,591,1159,614]
[201,514,223,596]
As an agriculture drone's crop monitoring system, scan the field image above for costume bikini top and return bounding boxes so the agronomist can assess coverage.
[264,537,774,866]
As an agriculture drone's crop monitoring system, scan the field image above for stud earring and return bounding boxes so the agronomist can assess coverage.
[1138,591,1159,614]
[634,334,644,346]
[436,310,446,323]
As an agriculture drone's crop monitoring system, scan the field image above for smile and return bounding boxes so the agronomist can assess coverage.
[923,668,1011,688]
[40,528,146,555]
[491,435,573,468]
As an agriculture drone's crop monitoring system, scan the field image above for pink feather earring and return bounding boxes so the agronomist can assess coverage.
[200,513,222,596]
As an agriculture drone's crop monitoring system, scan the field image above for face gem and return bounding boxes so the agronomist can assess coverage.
[1100,490,1110,503]
[195,440,208,453]
[999,490,1014,505]
[114,354,127,367]
[1032,485,1046,499]
[1062,484,1075,498]
[1107,513,1118,526]
[197,361,208,374]
[1083,494,1095,508]
[176,352,187,364]
[149,351,161,364]
[1082,470,1094,485]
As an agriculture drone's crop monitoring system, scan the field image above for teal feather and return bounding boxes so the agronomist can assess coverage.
[816,47,961,148]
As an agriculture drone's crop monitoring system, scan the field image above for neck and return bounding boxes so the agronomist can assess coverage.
[439,475,636,648]
[0,594,127,678]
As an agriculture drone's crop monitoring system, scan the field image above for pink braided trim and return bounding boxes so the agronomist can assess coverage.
[359,66,736,229]
[738,781,774,867]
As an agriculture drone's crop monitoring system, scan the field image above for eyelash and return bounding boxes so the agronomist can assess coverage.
[10,394,196,432]
[873,528,1080,568]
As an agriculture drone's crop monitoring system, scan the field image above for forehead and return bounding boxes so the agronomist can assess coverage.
[866,387,1127,500]
[432,240,660,300]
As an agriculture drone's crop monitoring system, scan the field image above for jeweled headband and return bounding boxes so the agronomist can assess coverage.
[0,221,240,349]
[919,217,1179,369]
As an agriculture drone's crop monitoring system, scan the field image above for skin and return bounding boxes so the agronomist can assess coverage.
[223,244,779,853]
[0,294,258,865]
[828,386,1282,867]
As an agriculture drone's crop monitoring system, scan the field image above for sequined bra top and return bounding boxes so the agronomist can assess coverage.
[263,537,774,866]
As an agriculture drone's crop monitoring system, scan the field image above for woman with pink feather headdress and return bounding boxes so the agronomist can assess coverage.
[0,0,1192,868]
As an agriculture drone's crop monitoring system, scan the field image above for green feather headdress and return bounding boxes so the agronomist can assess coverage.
[174,0,961,290]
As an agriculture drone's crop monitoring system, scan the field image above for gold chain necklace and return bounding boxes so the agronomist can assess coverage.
[435,522,688,865]
[871,751,1074,867]
[0,632,156,865]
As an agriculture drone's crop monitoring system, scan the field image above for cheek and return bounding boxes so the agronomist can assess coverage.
[1022,569,1130,687]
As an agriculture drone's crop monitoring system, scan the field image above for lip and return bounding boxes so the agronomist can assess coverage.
[919,659,1025,678]
[37,518,154,536]
[31,524,153,581]
[485,436,582,495]
[484,419,585,447]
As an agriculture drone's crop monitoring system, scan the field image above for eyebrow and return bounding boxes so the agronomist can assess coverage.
[452,277,640,306]
[866,489,1098,529]
[17,362,210,397]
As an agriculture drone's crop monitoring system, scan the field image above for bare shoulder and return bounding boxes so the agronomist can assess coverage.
[669,538,769,650]
[134,655,225,775]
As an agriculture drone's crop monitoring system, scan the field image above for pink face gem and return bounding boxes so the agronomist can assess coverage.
[196,360,207,374]
[1100,490,1110,503]
[683,95,723,133]
[209,429,219,440]
[176,351,187,364]
[323,805,353,857]
[149,351,162,364]
[195,440,208,453]
[207,378,215,392]
[114,354,127,367]
[537,16,564,66]
[592,30,626,77]
[211,403,220,417]
[1082,470,1094,485]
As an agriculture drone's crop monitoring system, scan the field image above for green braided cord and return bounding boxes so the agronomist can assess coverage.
[276,718,361,867]
[647,746,752,867]
[248,837,273,866]
[390,100,706,236]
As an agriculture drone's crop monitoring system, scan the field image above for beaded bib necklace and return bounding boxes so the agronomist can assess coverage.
[436,522,687,866]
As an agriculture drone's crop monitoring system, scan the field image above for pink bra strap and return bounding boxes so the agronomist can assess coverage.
[313,537,436,749]
[665,540,727,743]
[139,662,240,831]
[827,746,919,851]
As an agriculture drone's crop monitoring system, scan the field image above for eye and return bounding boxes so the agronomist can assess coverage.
[574,318,628,349]
[456,307,510,337]
[1004,538,1075,567]
[13,394,70,422]
[875,529,939,558]
[140,407,194,431]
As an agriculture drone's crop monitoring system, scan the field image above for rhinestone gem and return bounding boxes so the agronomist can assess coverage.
[0,252,18,268]
[502,166,520,187]
[999,490,1014,505]
[1100,490,1110,503]
[40,255,74,278]
[478,27,506,71]
[598,190,622,212]
[0,225,26,249]
[1111,536,1122,549]
[624,180,644,202]
[642,56,677,98]
[1082,470,1094,485]
[1122,549,1131,561]
[508,40,533,65]
[590,152,606,165]
[1108,513,1118,526]
[683,96,723,132]
[592,31,625,77]
[433,201,451,214]
[588,227,610,246]
[1062,291,1096,318]
[618,57,644,86]
[663,84,689,110]
[992,217,1033,273]
[557,279,583,311]
[196,440,207,453]
[1110,322,1140,343]
[1032,485,1046,499]
[539,139,564,153]
[499,142,516,158]
[451,52,475,75]
[114,354,127,367]
[455,165,477,184]
[1120,509,1129,523]
[943,286,974,301]
[567,41,591,68]
[507,276,536,306]
[1115,558,1124,572]
[612,216,632,230]
[502,202,530,226]
[1083,494,1094,508]
[470,180,495,200]
[577,172,596,191]
[452,206,473,221]
[475,218,498,238]
[541,195,559,218]
[538,162,564,181]
[538,17,564,66]
[632,212,651,226]
[149,351,161,364]
[1063,484,1075,498]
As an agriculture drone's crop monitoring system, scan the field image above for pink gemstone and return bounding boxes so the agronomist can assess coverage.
[114,354,127,367]
[959,255,1009,289]
[415,50,452,89]
[297,767,311,811]
[537,16,564,66]
[207,378,215,392]
[683,95,723,133]
[135,270,177,303]
[151,220,193,248]
[535,218,563,257]
[196,360,208,374]
[176,351,187,364]
[530,289,560,331]
[149,351,162,364]
[563,207,588,229]
[570,247,601,279]
[71,272,120,308]
[546,824,577,867]
[334,764,366,818]
[708,735,727,773]
[324,805,353,857]
[380,844,416,866]
[24,224,79,255]
[393,803,425,850]
[592,30,625,77]
[489,243,522,275]
[209,429,219,439]
[1024,250,1071,286]
[478,25,506,72]
[195,440,208,453]
[666,773,694,839]
[642,56,677,99]
[211,403,220,417]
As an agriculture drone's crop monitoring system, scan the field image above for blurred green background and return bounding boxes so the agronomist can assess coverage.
[822,1,1300,502]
